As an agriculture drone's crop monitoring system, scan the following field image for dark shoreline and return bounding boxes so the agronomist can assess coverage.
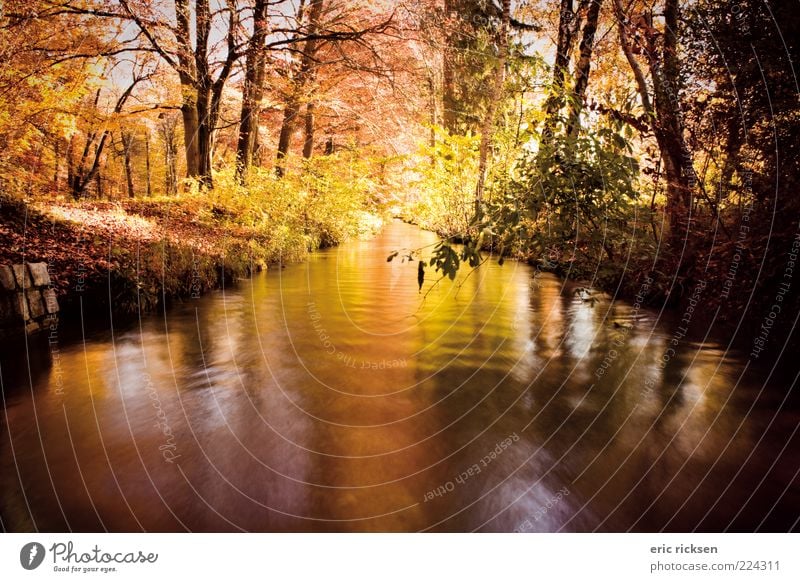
[401,217,799,368]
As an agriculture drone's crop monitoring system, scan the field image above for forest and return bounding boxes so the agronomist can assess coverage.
[1,0,798,354]
[1,0,799,536]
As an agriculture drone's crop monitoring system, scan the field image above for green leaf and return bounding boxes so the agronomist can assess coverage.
[417,260,426,292]
[387,251,399,262]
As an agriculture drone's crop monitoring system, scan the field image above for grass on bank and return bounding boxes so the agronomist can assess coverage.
[0,153,386,316]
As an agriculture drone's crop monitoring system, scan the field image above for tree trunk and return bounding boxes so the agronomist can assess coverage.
[66,136,75,195]
[180,94,200,178]
[649,0,692,230]
[428,73,437,164]
[160,114,179,196]
[174,0,237,187]
[442,0,457,133]
[303,102,315,159]
[53,139,60,192]
[185,70,233,189]
[275,99,300,177]
[121,131,135,198]
[71,80,138,199]
[275,0,324,176]
[195,87,213,186]
[236,0,269,182]
[613,0,692,239]
[145,131,152,197]
[174,0,200,179]
[612,0,653,114]
[474,0,510,218]
[566,0,603,139]
[94,164,102,199]
[124,0,240,187]
[542,0,586,141]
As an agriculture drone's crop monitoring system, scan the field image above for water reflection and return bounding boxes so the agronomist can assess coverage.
[1,221,798,532]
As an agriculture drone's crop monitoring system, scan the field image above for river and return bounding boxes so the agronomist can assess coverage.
[1,221,798,532]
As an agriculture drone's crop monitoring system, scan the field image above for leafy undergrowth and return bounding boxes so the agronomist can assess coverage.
[0,196,240,315]
[0,163,383,317]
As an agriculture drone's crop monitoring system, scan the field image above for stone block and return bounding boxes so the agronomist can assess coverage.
[0,296,13,322]
[42,288,59,314]
[28,262,51,287]
[26,321,40,333]
[12,292,29,321]
[12,264,31,289]
[0,265,15,291]
[27,290,45,319]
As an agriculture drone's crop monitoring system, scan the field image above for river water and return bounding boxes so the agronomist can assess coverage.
[1,221,798,532]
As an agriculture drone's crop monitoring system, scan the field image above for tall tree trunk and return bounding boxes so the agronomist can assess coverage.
[94,164,102,199]
[145,130,152,197]
[174,0,237,187]
[236,0,269,181]
[275,0,323,176]
[195,87,213,185]
[566,0,603,139]
[180,97,200,178]
[303,102,315,159]
[124,0,239,186]
[66,136,76,194]
[428,73,437,164]
[275,100,300,177]
[175,0,199,178]
[193,0,214,187]
[542,0,586,141]
[441,0,457,133]
[160,114,179,196]
[474,0,510,218]
[121,131,135,198]
[53,139,60,192]
[612,0,653,114]
[613,0,692,239]
[649,0,692,231]
[192,64,235,189]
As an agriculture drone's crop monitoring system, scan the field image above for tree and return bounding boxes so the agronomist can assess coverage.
[275,0,325,177]
[613,0,694,238]
[144,128,153,197]
[541,0,587,141]
[158,112,180,196]
[0,1,97,196]
[235,0,270,182]
[105,0,243,187]
[565,0,604,139]
[474,0,510,218]
[439,0,526,135]
[119,129,136,198]
[68,70,146,199]
[268,0,398,176]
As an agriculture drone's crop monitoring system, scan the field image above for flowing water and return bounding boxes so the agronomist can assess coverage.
[1,221,798,532]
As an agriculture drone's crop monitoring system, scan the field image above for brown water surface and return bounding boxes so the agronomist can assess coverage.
[1,221,798,531]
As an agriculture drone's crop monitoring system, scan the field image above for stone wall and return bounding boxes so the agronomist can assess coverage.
[0,262,59,336]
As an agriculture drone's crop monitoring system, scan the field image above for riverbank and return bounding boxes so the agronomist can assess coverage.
[398,213,666,306]
[399,214,800,363]
[0,191,382,326]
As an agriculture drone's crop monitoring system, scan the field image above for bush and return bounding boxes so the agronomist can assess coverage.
[406,128,480,237]
[203,151,383,261]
